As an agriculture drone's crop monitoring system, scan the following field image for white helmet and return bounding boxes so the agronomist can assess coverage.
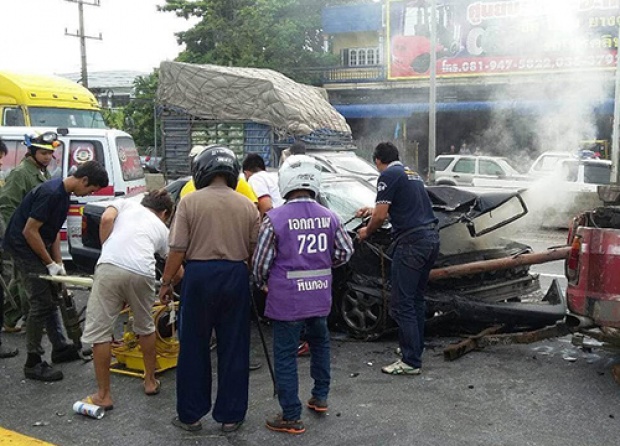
[278,155,322,199]
[188,145,207,159]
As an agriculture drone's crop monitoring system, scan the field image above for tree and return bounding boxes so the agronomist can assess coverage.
[123,72,159,150]
[158,0,351,84]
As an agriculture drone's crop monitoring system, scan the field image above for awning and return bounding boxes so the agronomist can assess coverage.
[335,99,615,119]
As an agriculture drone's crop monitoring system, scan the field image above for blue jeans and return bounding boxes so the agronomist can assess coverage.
[390,229,440,369]
[272,317,330,420]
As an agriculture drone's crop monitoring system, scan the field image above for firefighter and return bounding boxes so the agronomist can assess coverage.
[0,137,17,358]
[252,155,353,434]
[159,146,260,433]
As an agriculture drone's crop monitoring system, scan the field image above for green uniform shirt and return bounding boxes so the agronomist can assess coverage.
[0,157,50,228]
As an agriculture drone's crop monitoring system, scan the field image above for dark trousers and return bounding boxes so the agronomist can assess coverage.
[390,230,440,369]
[176,260,251,424]
[16,259,69,357]
[273,317,330,421]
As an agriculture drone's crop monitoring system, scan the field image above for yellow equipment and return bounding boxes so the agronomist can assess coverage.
[110,302,180,378]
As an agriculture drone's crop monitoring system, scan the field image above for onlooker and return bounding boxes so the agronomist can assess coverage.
[179,145,258,203]
[253,155,354,435]
[356,142,439,375]
[180,145,262,371]
[459,143,470,154]
[279,141,307,166]
[160,146,260,433]
[0,138,17,359]
[448,144,456,154]
[242,153,284,216]
[3,161,109,381]
[0,132,58,333]
[81,189,177,409]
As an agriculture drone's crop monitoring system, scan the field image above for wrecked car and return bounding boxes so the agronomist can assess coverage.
[70,176,567,339]
[334,185,567,339]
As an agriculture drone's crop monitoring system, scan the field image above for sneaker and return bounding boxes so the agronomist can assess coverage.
[265,414,305,434]
[307,396,328,413]
[297,341,310,357]
[51,344,81,364]
[24,361,63,381]
[2,325,22,333]
[381,359,421,375]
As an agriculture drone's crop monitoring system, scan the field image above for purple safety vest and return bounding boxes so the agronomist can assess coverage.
[264,201,339,321]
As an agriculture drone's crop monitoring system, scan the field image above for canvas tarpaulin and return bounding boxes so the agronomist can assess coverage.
[157,61,351,137]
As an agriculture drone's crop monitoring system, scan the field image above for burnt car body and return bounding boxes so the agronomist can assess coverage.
[70,176,565,339]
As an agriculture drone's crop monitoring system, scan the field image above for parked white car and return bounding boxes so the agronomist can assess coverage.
[523,153,612,227]
[434,155,528,188]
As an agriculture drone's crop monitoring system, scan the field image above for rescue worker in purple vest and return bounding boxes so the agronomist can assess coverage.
[159,146,260,433]
[252,155,354,435]
[356,142,440,375]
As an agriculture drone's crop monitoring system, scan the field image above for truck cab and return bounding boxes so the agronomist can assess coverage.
[0,71,105,128]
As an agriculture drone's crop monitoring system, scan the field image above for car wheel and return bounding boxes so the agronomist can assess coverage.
[340,286,387,337]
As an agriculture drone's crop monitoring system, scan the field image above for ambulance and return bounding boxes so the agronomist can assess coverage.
[0,126,147,260]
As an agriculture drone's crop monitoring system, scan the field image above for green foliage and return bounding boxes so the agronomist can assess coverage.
[158,0,344,84]
[101,108,125,130]
[123,72,159,150]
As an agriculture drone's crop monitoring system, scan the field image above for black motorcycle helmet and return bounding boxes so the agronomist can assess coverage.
[192,145,240,190]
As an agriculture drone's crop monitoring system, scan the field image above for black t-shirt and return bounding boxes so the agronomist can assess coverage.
[375,162,437,237]
[3,178,70,262]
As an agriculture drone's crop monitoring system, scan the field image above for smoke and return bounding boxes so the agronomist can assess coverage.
[472,0,615,229]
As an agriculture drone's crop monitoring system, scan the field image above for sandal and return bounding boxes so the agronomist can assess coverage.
[83,395,114,411]
[145,379,161,396]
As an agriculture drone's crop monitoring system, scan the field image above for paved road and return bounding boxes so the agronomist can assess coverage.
[1,228,619,446]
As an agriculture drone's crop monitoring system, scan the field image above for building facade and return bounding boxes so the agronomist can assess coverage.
[321,0,620,172]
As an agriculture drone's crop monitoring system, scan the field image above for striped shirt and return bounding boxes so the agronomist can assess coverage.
[252,197,354,288]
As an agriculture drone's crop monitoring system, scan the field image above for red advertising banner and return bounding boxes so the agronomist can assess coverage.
[387,0,620,79]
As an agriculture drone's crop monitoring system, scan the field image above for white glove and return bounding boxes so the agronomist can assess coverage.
[46,262,63,276]
[58,263,67,276]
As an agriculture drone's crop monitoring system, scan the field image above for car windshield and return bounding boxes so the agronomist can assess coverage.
[323,153,378,176]
[320,178,376,231]
[29,107,107,128]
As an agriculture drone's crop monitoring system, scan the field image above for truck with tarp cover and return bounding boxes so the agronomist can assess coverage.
[157,61,354,179]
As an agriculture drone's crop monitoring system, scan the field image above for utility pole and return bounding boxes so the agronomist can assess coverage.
[612,20,620,184]
[428,0,437,182]
[64,0,102,89]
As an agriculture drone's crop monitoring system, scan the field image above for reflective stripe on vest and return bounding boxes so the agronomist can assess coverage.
[286,268,332,279]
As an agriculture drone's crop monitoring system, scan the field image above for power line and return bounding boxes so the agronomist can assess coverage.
[64,0,102,89]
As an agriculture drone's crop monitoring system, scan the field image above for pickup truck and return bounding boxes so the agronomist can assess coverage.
[565,185,620,330]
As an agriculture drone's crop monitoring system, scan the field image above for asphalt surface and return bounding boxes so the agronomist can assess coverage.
[1,228,619,446]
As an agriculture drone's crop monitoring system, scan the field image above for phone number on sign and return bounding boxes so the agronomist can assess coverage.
[440,54,617,74]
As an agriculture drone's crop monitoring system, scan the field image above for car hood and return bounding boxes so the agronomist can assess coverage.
[428,186,528,236]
